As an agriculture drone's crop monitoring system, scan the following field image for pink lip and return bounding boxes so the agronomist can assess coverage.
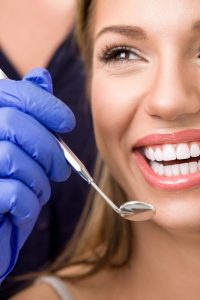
[135,129,200,148]
[133,129,200,191]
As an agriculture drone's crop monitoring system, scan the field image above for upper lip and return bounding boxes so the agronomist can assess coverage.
[134,129,200,148]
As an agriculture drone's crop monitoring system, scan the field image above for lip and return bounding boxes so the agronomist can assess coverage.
[134,129,200,148]
[133,129,200,191]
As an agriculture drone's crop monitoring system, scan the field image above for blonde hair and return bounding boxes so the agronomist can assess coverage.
[48,0,133,280]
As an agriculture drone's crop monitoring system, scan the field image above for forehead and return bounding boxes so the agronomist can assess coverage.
[93,0,200,36]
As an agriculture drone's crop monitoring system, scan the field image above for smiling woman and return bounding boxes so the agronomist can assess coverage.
[11,0,200,300]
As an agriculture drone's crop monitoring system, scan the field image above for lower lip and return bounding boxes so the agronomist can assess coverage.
[134,150,200,191]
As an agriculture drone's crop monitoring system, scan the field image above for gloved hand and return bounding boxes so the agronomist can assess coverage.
[0,67,75,283]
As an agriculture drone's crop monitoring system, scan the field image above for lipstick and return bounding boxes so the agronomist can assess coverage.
[133,130,200,190]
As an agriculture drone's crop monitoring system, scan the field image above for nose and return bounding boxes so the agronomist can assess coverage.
[145,53,200,121]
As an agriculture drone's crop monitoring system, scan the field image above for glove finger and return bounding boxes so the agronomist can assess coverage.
[0,218,14,280]
[0,178,40,229]
[0,107,71,181]
[23,67,53,93]
[0,179,41,273]
[0,141,51,206]
[0,71,76,132]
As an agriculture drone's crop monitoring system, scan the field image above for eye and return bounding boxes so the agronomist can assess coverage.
[98,45,145,65]
[107,47,140,62]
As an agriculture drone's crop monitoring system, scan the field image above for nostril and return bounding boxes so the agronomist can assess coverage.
[144,74,200,121]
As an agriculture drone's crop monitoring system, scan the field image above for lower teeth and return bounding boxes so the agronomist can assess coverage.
[150,161,200,177]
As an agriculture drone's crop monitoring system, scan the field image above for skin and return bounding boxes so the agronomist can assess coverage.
[12,0,200,299]
[90,0,200,299]
[92,0,200,234]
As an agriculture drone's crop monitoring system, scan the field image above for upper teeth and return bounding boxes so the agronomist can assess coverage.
[144,143,200,162]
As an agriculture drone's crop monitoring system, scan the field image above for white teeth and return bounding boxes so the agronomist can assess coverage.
[164,165,172,177]
[148,147,155,161]
[171,164,180,176]
[144,142,200,162]
[144,148,155,161]
[163,145,176,161]
[150,162,158,174]
[154,148,163,161]
[189,162,198,173]
[179,163,189,175]
[158,163,164,175]
[190,143,200,157]
[176,143,190,160]
[150,161,200,177]
[144,148,151,160]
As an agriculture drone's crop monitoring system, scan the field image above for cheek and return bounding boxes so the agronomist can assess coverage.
[90,73,143,154]
[91,79,126,168]
[90,68,153,199]
[91,77,126,133]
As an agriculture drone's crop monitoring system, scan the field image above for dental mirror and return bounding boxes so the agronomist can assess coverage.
[57,136,156,221]
[0,68,156,222]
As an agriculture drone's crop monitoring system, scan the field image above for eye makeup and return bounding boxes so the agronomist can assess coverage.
[97,43,146,66]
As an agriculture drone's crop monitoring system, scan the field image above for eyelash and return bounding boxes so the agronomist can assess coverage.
[98,42,200,63]
[98,44,145,65]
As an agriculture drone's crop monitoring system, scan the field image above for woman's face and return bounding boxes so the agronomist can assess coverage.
[91,0,200,233]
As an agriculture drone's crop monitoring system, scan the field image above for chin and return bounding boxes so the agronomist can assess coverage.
[127,129,200,234]
[141,188,200,234]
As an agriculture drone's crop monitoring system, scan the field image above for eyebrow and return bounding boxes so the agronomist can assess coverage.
[95,25,147,41]
[96,20,200,41]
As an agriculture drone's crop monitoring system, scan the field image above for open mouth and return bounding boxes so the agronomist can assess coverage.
[144,142,200,177]
[133,130,200,190]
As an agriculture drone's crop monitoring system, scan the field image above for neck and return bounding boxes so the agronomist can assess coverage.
[123,221,200,300]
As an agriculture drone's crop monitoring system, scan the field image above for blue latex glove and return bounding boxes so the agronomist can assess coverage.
[0,68,75,283]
